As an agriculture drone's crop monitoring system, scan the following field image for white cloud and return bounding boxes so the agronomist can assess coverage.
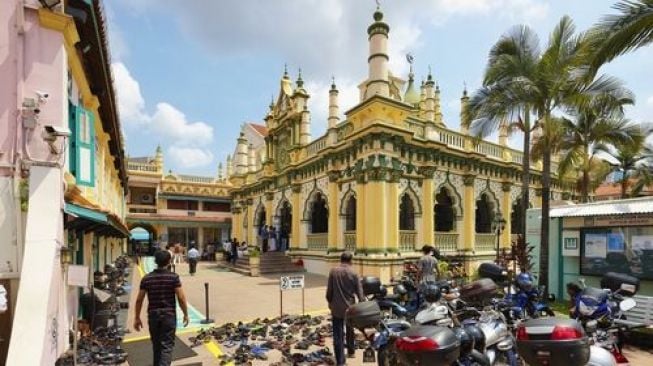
[168,146,214,168]
[111,62,215,168]
[305,79,360,136]
[647,95,653,106]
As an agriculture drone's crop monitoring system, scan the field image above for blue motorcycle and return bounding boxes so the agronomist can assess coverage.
[504,272,555,319]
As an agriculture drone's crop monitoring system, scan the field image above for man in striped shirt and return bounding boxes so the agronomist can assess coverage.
[134,250,189,366]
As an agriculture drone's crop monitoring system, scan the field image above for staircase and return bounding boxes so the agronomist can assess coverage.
[225,251,305,276]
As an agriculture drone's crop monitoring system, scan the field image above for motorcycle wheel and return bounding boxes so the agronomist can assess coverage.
[377,343,399,366]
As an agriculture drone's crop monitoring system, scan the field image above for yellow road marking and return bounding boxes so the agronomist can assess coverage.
[204,340,223,357]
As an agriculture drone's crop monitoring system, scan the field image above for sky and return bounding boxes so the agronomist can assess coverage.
[105,0,653,176]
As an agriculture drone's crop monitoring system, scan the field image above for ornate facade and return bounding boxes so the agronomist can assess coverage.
[127,147,232,251]
[227,7,569,281]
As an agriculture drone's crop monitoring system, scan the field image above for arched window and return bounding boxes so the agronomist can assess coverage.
[399,193,415,230]
[345,195,357,231]
[311,193,328,233]
[256,206,266,227]
[434,187,455,232]
[280,201,292,234]
[475,193,494,233]
[511,200,524,234]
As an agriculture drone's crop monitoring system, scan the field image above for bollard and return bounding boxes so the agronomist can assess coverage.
[200,282,214,324]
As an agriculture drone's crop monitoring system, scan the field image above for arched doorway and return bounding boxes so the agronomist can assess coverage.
[511,200,524,235]
[399,192,416,230]
[129,223,157,255]
[310,192,328,233]
[475,193,495,233]
[344,195,357,231]
[434,187,455,232]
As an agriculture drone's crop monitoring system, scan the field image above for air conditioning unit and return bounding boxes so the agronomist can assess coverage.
[140,193,154,204]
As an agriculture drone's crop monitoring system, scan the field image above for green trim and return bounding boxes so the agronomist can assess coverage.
[65,202,107,223]
[557,218,564,300]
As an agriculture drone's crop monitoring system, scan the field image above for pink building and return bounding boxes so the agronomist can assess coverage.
[0,1,128,364]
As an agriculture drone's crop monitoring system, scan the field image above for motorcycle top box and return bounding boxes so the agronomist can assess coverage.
[478,262,508,283]
[600,271,639,296]
[460,278,498,302]
[345,301,381,330]
[362,276,382,296]
[395,325,461,365]
[516,318,590,366]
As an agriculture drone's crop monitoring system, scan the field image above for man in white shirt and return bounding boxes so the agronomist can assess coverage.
[187,246,200,275]
[223,240,232,263]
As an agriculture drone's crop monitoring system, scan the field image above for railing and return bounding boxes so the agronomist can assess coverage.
[399,230,417,252]
[344,231,356,252]
[306,233,328,251]
[434,232,458,253]
[178,175,215,184]
[306,136,327,156]
[475,141,503,160]
[434,126,466,149]
[128,207,157,214]
[475,233,496,252]
[127,162,158,172]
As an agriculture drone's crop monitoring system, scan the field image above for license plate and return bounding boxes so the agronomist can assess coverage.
[363,347,376,363]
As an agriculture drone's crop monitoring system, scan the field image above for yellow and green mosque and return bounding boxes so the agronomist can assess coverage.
[225,7,567,282]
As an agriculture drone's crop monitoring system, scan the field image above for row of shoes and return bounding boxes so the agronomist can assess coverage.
[190,314,341,365]
[55,325,128,365]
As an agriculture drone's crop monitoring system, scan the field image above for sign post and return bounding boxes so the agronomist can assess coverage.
[279,275,305,316]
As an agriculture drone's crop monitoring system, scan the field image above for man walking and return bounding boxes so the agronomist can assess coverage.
[326,252,364,366]
[187,245,200,276]
[134,251,189,366]
[417,245,438,284]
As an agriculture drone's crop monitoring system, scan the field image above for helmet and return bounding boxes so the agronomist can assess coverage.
[394,284,408,296]
[516,273,534,292]
[464,324,486,353]
[378,286,388,298]
[453,327,475,356]
[422,284,442,303]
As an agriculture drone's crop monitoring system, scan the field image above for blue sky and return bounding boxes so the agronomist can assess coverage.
[105,0,653,176]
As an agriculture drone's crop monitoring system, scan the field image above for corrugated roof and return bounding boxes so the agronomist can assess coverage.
[248,123,268,137]
[549,197,653,218]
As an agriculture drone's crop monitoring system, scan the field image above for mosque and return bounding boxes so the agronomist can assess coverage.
[226,6,568,281]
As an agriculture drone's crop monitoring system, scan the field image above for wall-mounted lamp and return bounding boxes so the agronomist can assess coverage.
[60,246,74,266]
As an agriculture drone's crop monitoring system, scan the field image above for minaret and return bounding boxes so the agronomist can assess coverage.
[235,133,248,175]
[154,144,163,172]
[217,162,223,180]
[328,77,340,129]
[434,82,443,125]
[226,154,233,177]
[424,68,435,123]
[248,144,256,173]
[403,62,419,106]
[365,5,390,99]
[499,119,509,146]
[264,95,274,128]
[460,84,470,135]
[419,80,426,112]
[293,68,310,112]
[299,105,311,145]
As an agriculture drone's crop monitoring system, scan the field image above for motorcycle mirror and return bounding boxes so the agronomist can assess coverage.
[620,298,637,312]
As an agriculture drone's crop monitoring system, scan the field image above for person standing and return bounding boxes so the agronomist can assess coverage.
[134,250,189,366]
[187,246,200,276]
[417,245,438,284]
[230,237,239,265]
[261,225,269,252]
[165,244,175,273]
[269,227,277,252]
[326,252,364,366]
[280,226,289,252]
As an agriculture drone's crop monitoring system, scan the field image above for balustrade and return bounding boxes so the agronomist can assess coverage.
[475,233,496,252]
[344,231,356,252]
[434,232,458,253]
[306,233,328,251]
[399,230,417,252]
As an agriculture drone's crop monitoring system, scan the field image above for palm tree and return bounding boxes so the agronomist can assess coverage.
[604,139,653,198]
[557,85,640,202]
[467,17,592,290]
[590,0,653,71]
[465,24,540,247]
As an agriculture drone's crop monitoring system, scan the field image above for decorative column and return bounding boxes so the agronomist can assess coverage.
[501,182,512,248]
[327,171,340,250]
[363,177,388,252]
[291,184,302,249]
[420,167,436,247]
[232,206,243,242]
[247,198,256,246]
[462,174,476,252]
[355,177,366,251]
[264,192,274,228]
[386,172,400,252]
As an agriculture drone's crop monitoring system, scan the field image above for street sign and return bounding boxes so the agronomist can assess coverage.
[279,275,304,291]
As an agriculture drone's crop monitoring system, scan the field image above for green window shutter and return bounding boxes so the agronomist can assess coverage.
[68,102,77,177]
[75,107,95,187]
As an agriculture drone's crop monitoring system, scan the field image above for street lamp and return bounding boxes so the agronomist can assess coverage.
[492,212,506,263]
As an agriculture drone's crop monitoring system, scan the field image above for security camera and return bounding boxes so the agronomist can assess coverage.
[36,91,49,103]
[44,125,71,137]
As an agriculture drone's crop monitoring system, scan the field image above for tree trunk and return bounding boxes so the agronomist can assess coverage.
[539,144,552,292]
[582,168,590,202]
[621,178,628,199]
[520,113,531,242]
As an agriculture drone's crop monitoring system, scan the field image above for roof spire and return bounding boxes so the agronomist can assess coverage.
[331,75,337,91]
[269,94,274,110]
[463,81,468,97]
[296,67,304,87]
[283,63,289,78]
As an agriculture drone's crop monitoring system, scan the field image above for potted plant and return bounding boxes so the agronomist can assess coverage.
[249,247,261,277]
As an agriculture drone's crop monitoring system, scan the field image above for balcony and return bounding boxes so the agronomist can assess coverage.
[475,233,496,252]
[344,231,356,252]
[307,233,328,251]
[399,230,417,252]
[434,232,458,253]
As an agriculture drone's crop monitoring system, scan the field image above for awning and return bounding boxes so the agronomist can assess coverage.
[64,202,130,238]
[549,197,653,218]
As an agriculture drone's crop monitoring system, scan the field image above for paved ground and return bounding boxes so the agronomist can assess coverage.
[122,259,653,366]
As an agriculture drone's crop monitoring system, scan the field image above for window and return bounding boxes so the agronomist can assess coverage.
[280,201,292,234]
[203,202,230,212]
[511,200,524,234]
[310,193,328,233]
[345,195,357,231]
[435,188,455,232]
[167,199,198,210]
[69,105,95,186]
[580,226,653,280]
[399,193,415,231]
[475,193,494,233]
